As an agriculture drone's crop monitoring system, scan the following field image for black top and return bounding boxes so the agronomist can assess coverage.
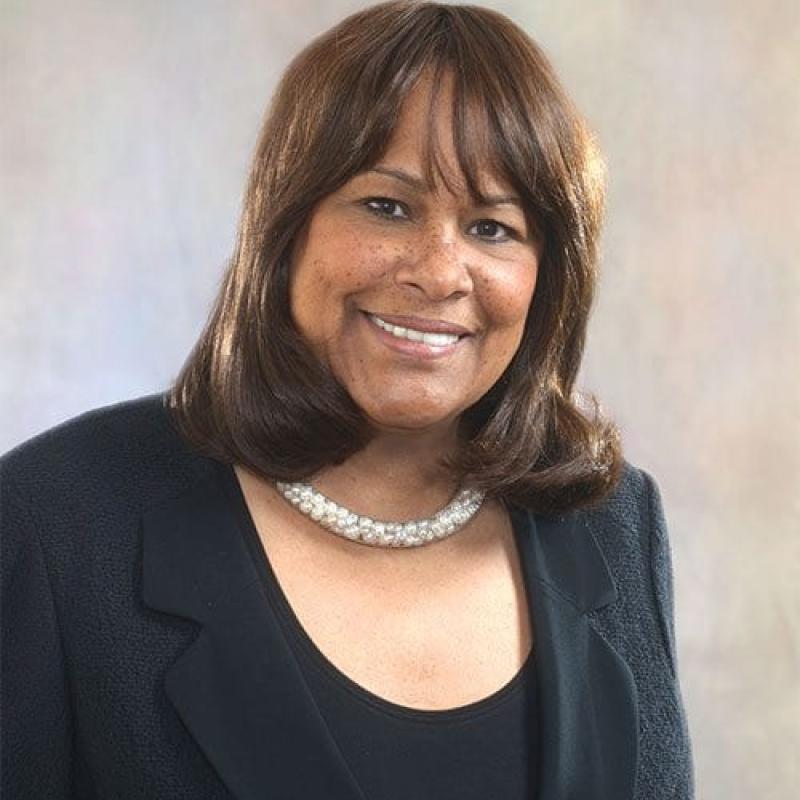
[220,461,539,800]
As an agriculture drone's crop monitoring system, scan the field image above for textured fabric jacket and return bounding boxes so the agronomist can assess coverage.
[1,393,694,799]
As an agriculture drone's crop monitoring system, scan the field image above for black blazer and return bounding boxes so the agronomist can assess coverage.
[1,393,694,799]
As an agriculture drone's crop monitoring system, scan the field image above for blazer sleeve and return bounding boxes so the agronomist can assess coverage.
[641,468,696,799]
[1,468,73,798]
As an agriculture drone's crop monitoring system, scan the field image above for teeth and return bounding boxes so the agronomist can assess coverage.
[422,331,459,346]
[369,314,460,347]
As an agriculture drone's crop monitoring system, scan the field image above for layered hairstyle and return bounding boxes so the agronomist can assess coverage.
[167,0,625,514]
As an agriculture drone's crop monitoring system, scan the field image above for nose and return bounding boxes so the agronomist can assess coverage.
[393,227,474,301]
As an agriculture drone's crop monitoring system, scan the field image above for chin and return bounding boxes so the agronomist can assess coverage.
[360,401,462,435]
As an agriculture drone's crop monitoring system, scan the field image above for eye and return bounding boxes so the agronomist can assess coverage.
[363,197,408,220]
[469,219,517,243]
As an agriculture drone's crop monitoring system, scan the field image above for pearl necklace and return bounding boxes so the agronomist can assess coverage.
[275,480,486,548]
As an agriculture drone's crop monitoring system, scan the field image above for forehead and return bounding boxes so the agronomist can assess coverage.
[374,70,513,200]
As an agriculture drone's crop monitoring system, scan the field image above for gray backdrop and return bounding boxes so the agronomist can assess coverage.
[2,1,798,798]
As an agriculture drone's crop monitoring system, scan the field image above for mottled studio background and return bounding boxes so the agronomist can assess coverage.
[1,1,798,797]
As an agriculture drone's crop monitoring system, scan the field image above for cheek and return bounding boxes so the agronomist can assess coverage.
[301,237,395,295]
[290,243,396,342]
[289,260,326,334]
[476,265,538,330]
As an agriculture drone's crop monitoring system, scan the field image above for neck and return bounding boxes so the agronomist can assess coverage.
[310,422,462,520]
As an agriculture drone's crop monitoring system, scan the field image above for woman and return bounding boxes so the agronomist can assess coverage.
[1,2,694,798]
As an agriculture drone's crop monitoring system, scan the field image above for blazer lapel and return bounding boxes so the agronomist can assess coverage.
[141,474,366,800]
[511,507,638,800]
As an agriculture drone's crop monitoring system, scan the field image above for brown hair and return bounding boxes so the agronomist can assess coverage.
[167,0,624,514]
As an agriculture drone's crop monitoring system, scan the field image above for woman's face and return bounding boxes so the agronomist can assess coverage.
[289,74,542,435]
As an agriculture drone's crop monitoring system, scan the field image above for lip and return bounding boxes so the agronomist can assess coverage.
[363,311,473,336]
[362,312,467,360]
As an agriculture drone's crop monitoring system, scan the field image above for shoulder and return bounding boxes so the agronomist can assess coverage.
[583,458,657,528]
[577,458,663,547]
[574,458,669,606]
[0,392,211,532]
[2,392,181,486]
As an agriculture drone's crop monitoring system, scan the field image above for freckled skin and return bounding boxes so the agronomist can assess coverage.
[289,73,542,436]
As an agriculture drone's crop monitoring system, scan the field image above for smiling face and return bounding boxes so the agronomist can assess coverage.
[288,73,542,436]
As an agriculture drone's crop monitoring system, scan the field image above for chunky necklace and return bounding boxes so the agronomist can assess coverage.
[275,480,486,548]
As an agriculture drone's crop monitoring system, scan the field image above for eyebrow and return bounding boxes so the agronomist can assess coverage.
[367,166,523,208]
